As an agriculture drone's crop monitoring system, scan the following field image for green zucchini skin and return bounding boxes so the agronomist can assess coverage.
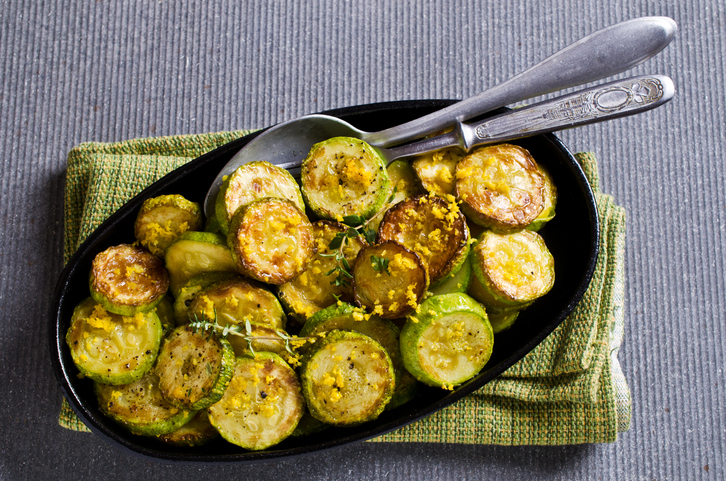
[215,161,305,235]
[208,352,305,451]
[400,293,494,388]
[172,271,240,325]
[300,330,395,426]
[428,255,472,297]
[301,136,390,221]
[95,372,197,436]
[467,229,555,312]
[526,163,558,232]
[488,308,520,334]
[154,324,236,411]
[89,244,170,316]
[66,298,162,385]
[134,194,203,257]
[164,231,239,297]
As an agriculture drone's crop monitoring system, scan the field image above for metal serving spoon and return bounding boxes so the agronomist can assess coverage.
[204,17,676,216]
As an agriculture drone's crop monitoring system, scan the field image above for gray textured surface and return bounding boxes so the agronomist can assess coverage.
[1,0,724,479]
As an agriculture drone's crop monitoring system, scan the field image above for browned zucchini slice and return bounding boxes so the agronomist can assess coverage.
[352,241,428,319]
[301,137,390,221]
[66,298,162,385]
[95,372,196,436]
[277,221,366,322]
[412,147,464,196]
[187,277,286,330]
[215,161,305,235]
[89,244,169,316]
[164,232,238,297]
[300,330,395,426]
[467,229,555,311]
[526,163,557,232]
[156,410,219,446]
[455,143,545,232]
[377,194,470,285]
[134,194,203,257]
[172,271,240,324]
[400,293,494,388]
[208,352,305,451]
[369,160,425,233]
[154,324,235,411]
[227,197,315,285]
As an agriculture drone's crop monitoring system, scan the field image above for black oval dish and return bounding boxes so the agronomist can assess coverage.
[50,100,599,464]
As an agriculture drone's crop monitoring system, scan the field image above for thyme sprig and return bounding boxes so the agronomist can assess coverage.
[319,186,398,286]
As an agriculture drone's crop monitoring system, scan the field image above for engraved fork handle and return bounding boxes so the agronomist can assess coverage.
[385,75,674,159]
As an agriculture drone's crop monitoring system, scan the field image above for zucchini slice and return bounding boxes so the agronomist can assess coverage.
[227,197,315,285]
[215,161,305,235]
[377,193,470,285]
[352,241,429,319]
[455,143,545,232]
[134,194,203,257]
[154,325,236,411]
[164,231,238,297]
[488,309,520,334]
[428,255,472,297]
[290,412,329,438]
[89,244,170,316]
[188,277,286,330]
[301,137,390,221]
[95,372,196,436]
[208,352,305,451]
[156,409,219,447]
[400,293,494,388]
[223,321,290,358]
[277,221,366,322]
[526,163,557,232]
[412,147,464,196]
[172,271,240,324]
[66,298,162,385]
[300,330,395,426]
[369,160,424,233]
[154,295,176,334]
[467,229,555,311]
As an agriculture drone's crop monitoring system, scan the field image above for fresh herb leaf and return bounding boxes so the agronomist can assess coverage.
[370,255,390,275]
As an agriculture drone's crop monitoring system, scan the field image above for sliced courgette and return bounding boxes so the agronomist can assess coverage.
[400,293,494,388]
[66,298,162,385]
[455,143,545,232]
[154,295,176,334]
[215,161,305,235]
[155,409,219,447]
[227,197,315,285]
[301,137,390,221]
[427,255,472,297]
[352,241,429,319]
[134,194,203,257]
[526,163,557,232]
[300,330,395,426]
[154,324,236,411]
[89,244,170,316]
[172,271,240,324]
[208,352,305,451]
[164,231,238,297]
[95,372,196,436]
[377,193,470,285]
[488,308,520,334]
[188,277,286,330]
[368,160,424,233]
[277,221,365,322]
[412,147,464,196]
[467,229,555,312]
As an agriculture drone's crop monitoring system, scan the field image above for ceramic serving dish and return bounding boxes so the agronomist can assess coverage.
[50,99,599,463]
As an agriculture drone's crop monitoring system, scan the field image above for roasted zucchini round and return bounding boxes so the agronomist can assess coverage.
[134,194,203,257]
[95,372,196,436]
[215,161,305,235]
[352,241,429,319]
[300,330,395,426]
[172,271,240,324]
[455,143,545,232]
[156,409,219,447]
[66,298,162,385]
[526,162,557,232]
[277,221,366,322]
[89,244,170,316]
[412,147,464,196]
[154,324,236,411]
[467,229,555,312]
[368,159,424,233]
[400,293,494,388]
[208,352,305,451]
[164,231,238,297]
[227,197,315,285]
[377,193,470,285]
[301,136,390,221]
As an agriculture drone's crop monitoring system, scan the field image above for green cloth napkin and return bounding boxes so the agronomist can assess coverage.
[58,131,630,445]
